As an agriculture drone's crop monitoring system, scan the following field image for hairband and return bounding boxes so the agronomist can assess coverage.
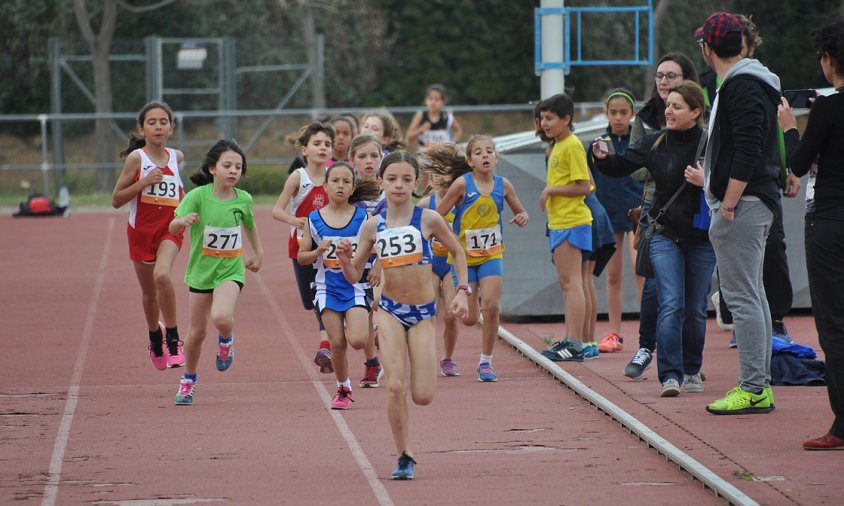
[607,91,635,107]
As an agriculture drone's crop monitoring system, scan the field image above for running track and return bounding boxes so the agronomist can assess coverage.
[2,210,840,505]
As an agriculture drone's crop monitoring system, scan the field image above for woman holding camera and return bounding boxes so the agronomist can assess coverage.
[593,81,715,398]
[778,18,844,451]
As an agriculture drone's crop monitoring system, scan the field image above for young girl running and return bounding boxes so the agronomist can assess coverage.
[360,110,404,153]
[416,156,460,376]
[350,134,386,386]
[538,94,593,363]
[111,101,185,370]
[432,137,530,382]
[298,162,381,408]
[337,151,469,480]
[273,121,334,373]
[329,115,357,165]
[406,84,463,152]
[170,140,264,405]
[588,88,643,354]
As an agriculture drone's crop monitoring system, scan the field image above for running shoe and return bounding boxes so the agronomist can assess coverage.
[541,339,584,362]
[765,386,775,409]
[174,377,196,405]
[623,348,653,379]
[166,338,185,368]
[772,320,793,343]
[360,363,383,388]
[477,362,497,382]
[597,332,624,353]
[683,373,704,393]
[216,337,234,372]
[582,342,599,359]
[148,322,168,370]
[391,452,416,480]
[440,358,461,377]
[705,386,773,415]
[660,378,681,397]
[711,291,734,331]
[314,348,334,373]
[330,386,354,409]
[728,331,737,348]
[803,432,844,451]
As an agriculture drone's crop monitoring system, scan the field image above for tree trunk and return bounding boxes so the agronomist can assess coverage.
[300,0,325,111]
[74,0,117,192]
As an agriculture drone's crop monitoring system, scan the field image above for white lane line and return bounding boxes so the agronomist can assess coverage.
[495,323,759,506]
[42,217,115,506]
[256,275,394,506]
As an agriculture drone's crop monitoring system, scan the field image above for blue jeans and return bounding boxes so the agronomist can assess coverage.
[649,234,716,384]
[637,204,657,352]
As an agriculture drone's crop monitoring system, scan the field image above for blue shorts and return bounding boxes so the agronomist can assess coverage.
[379,294,437,331]
[450,258,503,285]
[432,255,451,280]
[548,225,592,254]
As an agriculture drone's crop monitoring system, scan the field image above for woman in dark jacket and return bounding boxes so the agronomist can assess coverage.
[593,81,714,398]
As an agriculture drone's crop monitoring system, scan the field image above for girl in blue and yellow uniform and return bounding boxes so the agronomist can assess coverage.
[433,137,529,382]
[298,162,381,409]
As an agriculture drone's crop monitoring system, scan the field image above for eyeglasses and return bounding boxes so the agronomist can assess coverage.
[654,72,683,82]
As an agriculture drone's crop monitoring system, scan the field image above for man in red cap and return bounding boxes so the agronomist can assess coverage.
[696,12,784,415]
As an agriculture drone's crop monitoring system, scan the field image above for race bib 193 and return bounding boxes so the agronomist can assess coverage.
[465,225,503,257]
[376,226,423,269]
[141,174,179,207]
[202,225,242,258]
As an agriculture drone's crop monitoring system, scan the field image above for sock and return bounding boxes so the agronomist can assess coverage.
[218,334,232,344]
[319,340,331,350]
[165,326,179,343]
[149,328,164,353]
[479,354,492,366]
[337,378,351,389]
[365,356,380,366]
[183,373,197,382]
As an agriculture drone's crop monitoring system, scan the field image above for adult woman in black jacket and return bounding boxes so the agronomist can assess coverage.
[593,81,714,398]
[778,18,844,451]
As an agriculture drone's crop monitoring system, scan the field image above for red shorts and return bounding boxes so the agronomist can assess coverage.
[128,223,184,263]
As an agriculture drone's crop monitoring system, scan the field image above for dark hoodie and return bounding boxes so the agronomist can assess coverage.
[703,58,782,214]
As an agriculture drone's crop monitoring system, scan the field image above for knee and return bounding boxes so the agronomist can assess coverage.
[153,269,172,289]
[387,376,408,399]
[607,270,623,286]
[211,312,234,332]
[462,313,479,326]
[481,299,500,317]
[411,390,434,406]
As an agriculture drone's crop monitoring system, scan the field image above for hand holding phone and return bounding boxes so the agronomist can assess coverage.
[597,138,609,154]
[783,89,817,109]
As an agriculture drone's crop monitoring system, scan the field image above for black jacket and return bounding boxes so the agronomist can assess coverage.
[706,65,782,214]
[594,126,709,243]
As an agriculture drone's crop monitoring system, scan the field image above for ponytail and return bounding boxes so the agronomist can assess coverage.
[120,132,146,158]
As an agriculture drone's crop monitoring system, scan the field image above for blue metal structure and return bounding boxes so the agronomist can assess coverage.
[535,1,653,75]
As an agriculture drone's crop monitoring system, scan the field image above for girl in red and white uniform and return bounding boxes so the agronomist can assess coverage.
[111,101,185,370]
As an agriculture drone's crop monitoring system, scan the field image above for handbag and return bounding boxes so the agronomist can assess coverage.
[635,131,707,278]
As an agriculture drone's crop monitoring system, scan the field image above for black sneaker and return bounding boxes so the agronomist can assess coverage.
[623,348,653,379]
[541,338,584,362]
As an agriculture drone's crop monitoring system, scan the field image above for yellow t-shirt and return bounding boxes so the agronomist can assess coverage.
[546,134,592,229]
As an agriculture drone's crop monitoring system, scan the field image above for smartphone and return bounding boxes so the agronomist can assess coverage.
[783,89,817,109]
[597,138,610,154]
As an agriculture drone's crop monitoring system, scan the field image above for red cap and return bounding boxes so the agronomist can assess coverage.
[695,12,743,54]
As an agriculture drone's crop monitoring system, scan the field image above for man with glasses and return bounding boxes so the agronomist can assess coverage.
[696,12,783,415]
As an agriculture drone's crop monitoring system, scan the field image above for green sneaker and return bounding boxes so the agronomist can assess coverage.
[705,386,773,415]
[765,386,775,409]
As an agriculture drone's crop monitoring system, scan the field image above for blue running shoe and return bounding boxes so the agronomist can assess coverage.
[477,363,498,382]
[391,452,416,480]
[541,338,584,362]
[728,331,737,349]
[216,336,234,371]
[583,342,599,359]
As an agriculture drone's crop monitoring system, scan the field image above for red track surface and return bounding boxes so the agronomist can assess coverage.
[2,210,840,505]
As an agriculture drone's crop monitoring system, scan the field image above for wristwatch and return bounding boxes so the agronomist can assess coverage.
[457,284,472,295]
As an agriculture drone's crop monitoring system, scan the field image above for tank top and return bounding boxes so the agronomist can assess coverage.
[418,110,454,149]
[375,206,432,269]
[128,147,184,230]
[310,207,368,301]
[451,173,505,266]
[288,167,328,258]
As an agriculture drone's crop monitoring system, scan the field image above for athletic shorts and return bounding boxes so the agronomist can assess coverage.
[450,257,503,285]
[128,224,184,263]
[548,225,592,254]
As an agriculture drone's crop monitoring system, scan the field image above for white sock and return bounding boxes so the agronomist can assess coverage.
[337,378,351,389]
[479,354,492,366]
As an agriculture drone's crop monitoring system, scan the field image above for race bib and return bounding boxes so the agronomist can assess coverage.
[431,237,449,256]
[141,174,179,207]
[465,225,503,257]
[322,236,357,269]
[203,225,242,258]
[376,226,423,269]
[421,129,451,146]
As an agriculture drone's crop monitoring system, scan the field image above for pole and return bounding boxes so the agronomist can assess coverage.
[540,0,565,99]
